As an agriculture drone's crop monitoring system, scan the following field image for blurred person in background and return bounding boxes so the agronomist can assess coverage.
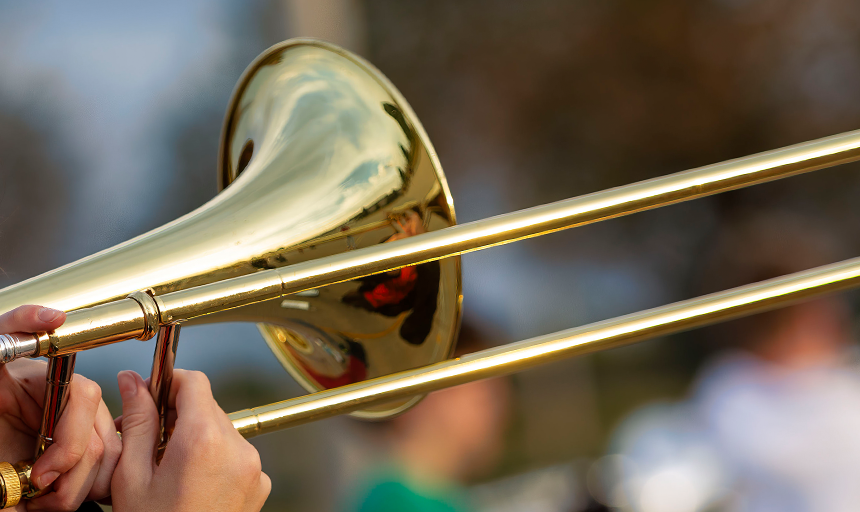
[601,211,860,512]
[344,323,511,512]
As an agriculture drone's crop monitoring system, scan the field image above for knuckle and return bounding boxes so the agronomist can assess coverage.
[88,433,105,461]
[74,377,102,405]
[259,472,272,500]
[237,443,262,476]
[11,306,31,327]
[186,369,204,381]
[194,423,222,452]
[104,433,122,463]
[226,440,264,489]
[59,441,87,467]
[120,409,154,434]
[189,371,212,390]
[88,483,109,503]
[56,492,81,512]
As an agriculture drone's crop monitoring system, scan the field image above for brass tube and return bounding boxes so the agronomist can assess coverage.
[229,255,860,437]
[49,299,149,356]
[22,355,78,500]
[161,126,860,321]
[149,324,180,459]
[42,128,860,354]
[160,127,860,322]
[35,355,77,458]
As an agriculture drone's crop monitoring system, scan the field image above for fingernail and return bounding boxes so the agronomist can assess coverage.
[37,471,59,490]
[117,371,137,398]
[37,307,63,323]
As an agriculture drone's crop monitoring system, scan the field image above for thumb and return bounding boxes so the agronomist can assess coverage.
[116,370,158,475]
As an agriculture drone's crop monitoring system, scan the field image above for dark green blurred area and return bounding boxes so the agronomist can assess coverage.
[3,1,860,510]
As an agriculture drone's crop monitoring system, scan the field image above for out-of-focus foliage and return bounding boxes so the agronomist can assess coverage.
[0,106,72,287]
[360,0,860,496]
[3,1,860,510]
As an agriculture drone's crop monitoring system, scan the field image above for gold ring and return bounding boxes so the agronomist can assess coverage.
[0,461,22,509]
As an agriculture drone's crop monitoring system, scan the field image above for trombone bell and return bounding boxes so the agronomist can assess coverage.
[0,39,462,419]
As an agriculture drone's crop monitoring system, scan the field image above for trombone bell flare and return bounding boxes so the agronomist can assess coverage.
[0,39,463,419]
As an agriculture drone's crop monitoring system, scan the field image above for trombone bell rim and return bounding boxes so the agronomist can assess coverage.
[215,38,463,419]
[217,37,458,222]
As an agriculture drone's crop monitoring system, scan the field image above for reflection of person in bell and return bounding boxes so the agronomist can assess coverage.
[291,337,367,389]
[342,210,440,345]
[277,324,369,388]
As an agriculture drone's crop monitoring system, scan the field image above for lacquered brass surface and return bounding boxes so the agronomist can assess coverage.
[11,354,78,501]
[0,462,34,510]
[28,126,860,359]
[0,462,21,509]
[35,355,76,459]
[1,37,860,477]
[150,324,179,458]
[0,39,461,419]
[215,40,460,417]
[229,254,860,436]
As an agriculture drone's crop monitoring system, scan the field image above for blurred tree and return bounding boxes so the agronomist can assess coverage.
[0,103,72,288]
[360,0,860,477]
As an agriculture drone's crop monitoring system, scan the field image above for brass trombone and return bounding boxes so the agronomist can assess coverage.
[1,38,860,507]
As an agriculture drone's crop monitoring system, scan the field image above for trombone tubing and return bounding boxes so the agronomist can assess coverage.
[230,254,860,437]
[38,128,860,355]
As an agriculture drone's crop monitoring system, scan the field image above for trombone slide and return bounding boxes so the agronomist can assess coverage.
[2,126,860,361]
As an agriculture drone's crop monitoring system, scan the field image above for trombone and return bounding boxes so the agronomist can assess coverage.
[1,38,860,507]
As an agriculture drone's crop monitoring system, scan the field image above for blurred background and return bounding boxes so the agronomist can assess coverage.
[3,1,860,511]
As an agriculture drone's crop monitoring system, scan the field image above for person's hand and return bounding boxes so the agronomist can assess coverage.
[111,370,270,512]
[387,211,426,243]
[0,305,122,511]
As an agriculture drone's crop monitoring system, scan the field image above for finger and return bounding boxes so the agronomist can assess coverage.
[161,371,220,461]
[113,408,165,432]
[261,471,272,497]
[28,430,102,512]
[252,472,272,511]
[0,305,65,334]
[110,372,146,430]
[30,375,102,490]
[1,359,49,430]
[88,401,121,501]
[166,370,217,424]
[115,371,158,477]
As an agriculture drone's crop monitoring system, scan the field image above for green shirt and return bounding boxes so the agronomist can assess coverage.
[349,473,471,512]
